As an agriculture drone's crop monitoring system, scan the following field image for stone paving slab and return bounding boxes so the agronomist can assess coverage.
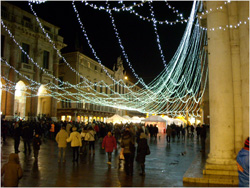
[1,133,202,187]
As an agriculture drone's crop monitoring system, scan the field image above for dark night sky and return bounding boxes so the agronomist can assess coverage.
[9,1,193,84]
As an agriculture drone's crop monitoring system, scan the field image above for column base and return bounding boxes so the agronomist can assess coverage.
[206,155,236,165]
[203,163,238,176]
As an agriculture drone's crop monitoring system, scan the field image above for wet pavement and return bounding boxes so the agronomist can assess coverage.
[1,133,204,187]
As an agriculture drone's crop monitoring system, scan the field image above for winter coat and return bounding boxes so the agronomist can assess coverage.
[56,129,69,148]
[237,148,249,187]
[166,126,172,136]
[33,137,42,150]
[120,131,135,154]
[85,130,96,141]
[66,129,82,147]
[1,153,23,187]
[102,135,117,152]
[136,138,148,163]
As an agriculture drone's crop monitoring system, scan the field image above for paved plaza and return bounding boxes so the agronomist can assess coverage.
[1,133,204,187]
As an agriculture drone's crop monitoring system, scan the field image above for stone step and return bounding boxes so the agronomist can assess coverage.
[205,164,238,171]
[183,174,239,186]
[203,169,238,176]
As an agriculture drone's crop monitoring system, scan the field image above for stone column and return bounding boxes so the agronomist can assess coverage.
[50,53,59,122]
[30,47,42,121]
[5,40,17,120]
[206,1,235,165]
[238,1,249,142]
[228,1,243,154]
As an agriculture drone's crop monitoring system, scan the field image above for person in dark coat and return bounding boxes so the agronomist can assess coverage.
[196,124,201,140]
[181,125,186,140]
[102,131,117,165]
[236,137,249,187]
[200,124,207,152]
[22,123,33,154]
[1,153,23,187]
[120,128,135,176]
[136,132,149,176]
[33,133,42,161]
[153,125,158,140]
[13,122,21,153]
[166,126,172,143]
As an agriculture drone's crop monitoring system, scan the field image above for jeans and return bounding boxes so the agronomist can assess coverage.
[72,146,79,161]
[124,153,134,175]
[58,147,66,161]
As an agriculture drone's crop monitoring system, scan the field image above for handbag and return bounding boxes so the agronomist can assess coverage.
[119,152,125,160]
[146,144,150,155]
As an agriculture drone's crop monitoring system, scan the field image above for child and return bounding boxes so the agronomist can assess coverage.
[1,153,23,187]
[33,133,42,161]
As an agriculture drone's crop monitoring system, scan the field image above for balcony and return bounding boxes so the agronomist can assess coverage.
[21,19,33,30]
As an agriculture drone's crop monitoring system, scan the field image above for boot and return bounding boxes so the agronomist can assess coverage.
[139,164,145,176]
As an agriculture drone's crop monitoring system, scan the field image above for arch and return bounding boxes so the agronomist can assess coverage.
[14,80,27,120]
[37,84,51,118]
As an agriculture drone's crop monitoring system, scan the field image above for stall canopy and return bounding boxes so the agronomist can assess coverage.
[131,116,141,123]
[161,116,174,125]
[142,116,167,133]
[106,114,127,124]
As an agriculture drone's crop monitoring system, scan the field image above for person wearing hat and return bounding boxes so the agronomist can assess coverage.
[56,126,69,163]
[136,132,150,176]
[236,137,249,187]
[67,126,82,163]
[120,128,135,176]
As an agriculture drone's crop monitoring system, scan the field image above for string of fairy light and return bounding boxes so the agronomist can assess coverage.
[3,0,243,117]
[0,0,204,115]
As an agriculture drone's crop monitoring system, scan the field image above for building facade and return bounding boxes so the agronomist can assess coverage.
[57,51,144,123]
[1,2,66,121]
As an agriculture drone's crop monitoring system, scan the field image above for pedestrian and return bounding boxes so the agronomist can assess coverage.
[166,125,172,143]
[67,127,82,163]
[153,124,158,139]
[66,122,72,135]
[21,123,32,155]
[50,122,55,139]
[85,127,96,155]
[181,125,185,140]
[196,124,201,140]
[13,122,21,153]
[32,133,42,162]
[120,127,135,176]
[236,137,249,187]
[55,126,69,163]
[94,123,100,140]
[136,132,150,176]
[200,124,207,152]
[1,153,23,187]
[190,125,194,138]
[102,131,117,165]
[176,125,181,139]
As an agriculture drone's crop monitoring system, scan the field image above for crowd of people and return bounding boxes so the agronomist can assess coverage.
[1,117,214,186]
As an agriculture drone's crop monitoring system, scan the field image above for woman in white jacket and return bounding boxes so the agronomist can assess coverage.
[85,127,96,155]
[67,127,82,163]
